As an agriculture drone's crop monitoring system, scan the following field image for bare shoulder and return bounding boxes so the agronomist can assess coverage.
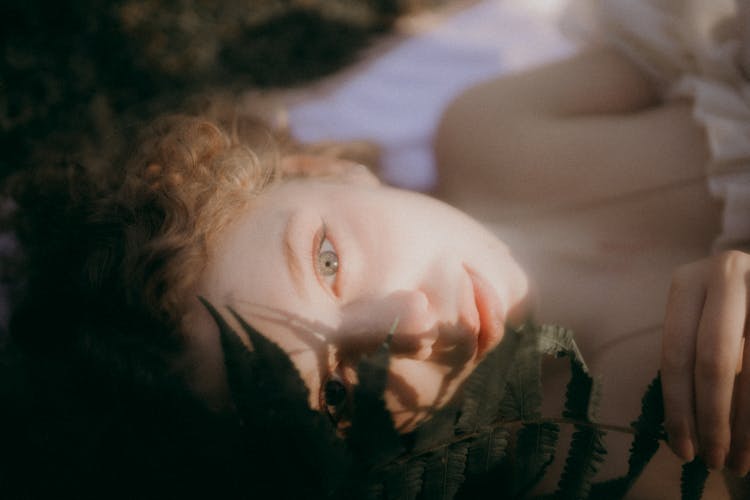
[433,49,708,219]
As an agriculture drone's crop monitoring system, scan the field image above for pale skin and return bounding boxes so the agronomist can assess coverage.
[435,46,750,489]
[182,165,530,433]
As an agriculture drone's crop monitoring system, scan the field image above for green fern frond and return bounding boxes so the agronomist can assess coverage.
[418,442,470,500]
[383,457,426,500]
[499,324,544,421]
[590,374,665,498]
[348,333,404,468]
[465,426,509,476]
[680,457,709,500]
[199,298,257,415]
[557,425,607,499]
[627,374,666,478]
[514,421,560,497]
[555,359,607,499]
[203,300,350,498]
[456,325,523,434]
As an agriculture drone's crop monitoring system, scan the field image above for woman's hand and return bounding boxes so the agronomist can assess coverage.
[661,250,750,475]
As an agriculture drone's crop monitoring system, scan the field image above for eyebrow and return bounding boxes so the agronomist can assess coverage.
[283,212,307,298]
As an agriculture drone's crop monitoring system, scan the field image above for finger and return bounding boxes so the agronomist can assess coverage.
[730,336,750,476]
[661,266,705,462]
[695,264,747,470]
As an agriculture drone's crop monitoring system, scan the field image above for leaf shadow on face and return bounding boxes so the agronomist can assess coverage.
[226,294,478,432]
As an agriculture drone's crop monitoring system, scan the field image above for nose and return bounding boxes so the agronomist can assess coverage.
[337,289,440,360]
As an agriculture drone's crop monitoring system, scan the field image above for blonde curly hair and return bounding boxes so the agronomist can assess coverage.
[116,115,281,327]
[103,111,379,333]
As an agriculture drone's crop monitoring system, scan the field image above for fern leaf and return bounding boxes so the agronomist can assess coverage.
[537,324,584,364]
[202,303,351,497]
[555,357,607,499]
[465,426,509,476]
[499,324,544,421]
[348,334,404,468]
[199,298,256,415]
[406,403,460,454]
[561,355,601,422]
[557,425,607,499]
[680,457,709,500]
[383,458,426,500]
[513,421,560,497]
[629,374,666,471]
[456,325,523,434]
[417,442,469,500]
[590,374,665,498]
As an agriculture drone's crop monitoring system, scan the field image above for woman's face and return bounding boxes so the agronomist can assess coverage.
[187,174,529,430]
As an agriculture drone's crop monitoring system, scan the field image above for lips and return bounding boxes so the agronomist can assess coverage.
[464,265,505,358]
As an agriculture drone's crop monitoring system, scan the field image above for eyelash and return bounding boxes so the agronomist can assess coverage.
[314,223,340,294]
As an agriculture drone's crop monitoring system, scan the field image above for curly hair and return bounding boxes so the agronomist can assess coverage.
[0,111,379,497]
[5,108,379,357]
[112,115,282,328]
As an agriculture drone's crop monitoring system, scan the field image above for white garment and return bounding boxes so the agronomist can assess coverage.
[563,0,750,251]
[288,0,576,191]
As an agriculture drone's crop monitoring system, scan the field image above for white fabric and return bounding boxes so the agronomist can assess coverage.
[565,0,750,250]
[288,0,576,191]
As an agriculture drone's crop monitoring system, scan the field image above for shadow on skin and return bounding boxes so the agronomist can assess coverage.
[228,298,474,433]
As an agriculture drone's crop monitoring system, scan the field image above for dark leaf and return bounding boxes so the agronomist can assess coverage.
[199,297,256,415]
[590,374,665,498]
[513,421,560,497]
[681,457,709,500]
[465,426,509,476]
[348,333,404,468]
[456,325,523,434]
[417,442,469,500]
[227,306,311,407]
[556,358,607,499]
[213,304,350,497]
[383,457,426,500]
[499,324,544,421]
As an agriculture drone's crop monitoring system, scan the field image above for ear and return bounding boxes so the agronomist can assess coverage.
[280,155,380,187]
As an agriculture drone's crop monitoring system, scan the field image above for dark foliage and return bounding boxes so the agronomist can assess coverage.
[208,314,683,500]
[681,458,709,500]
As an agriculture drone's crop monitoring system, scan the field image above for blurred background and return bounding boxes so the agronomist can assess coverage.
[0,0,453,181]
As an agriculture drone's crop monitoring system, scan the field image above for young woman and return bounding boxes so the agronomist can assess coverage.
[4,1,750,498]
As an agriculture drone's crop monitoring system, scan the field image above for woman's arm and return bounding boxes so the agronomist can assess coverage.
[434,48,709,215]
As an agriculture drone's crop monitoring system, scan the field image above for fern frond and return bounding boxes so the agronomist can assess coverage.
[556,359,607,499]
[199,298,256,415]
[383,457,426,500]
[499,324,544,421]
[557,425,607,499]
[348,334,404,468]
[465,426,509,476]
[418,441,469,500]
[513,421,560,497]
[226,306,312,408]
[590,373,665,498]
[203,302,350,497]
[456,325,523,434]
[680,457,709,500]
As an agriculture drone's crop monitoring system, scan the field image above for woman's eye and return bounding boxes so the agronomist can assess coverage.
[317,237,339,286]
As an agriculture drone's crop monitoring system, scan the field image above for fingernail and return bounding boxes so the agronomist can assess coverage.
[706,448,727,470]
[729,452,750,477]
